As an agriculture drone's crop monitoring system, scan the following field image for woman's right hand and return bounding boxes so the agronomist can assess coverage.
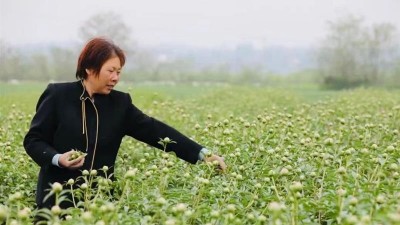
[58,150,85,170]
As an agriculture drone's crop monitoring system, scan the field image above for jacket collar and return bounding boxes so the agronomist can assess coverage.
[78,80,91,100]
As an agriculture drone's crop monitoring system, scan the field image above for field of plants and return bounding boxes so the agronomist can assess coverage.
[1,83,400,225]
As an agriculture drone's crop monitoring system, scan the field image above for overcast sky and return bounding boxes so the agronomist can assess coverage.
[1,0,399,48]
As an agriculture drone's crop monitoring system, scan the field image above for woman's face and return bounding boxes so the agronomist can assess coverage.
[87,56,122,95]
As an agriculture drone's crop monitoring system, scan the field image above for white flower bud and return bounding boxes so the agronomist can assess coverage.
[337,166,346,174]
[52,182,63,193]
[184,210,193,217]
[156,197,167,205]
[17,208,30,220]
[387,145,395,151]
[257,215,267,222]
[389,213,400,222]
[346,215,358,224]
[82,170,89,176]
[361,215,370,222]
[67,179,74,185]
[90,169,97,176]
[165,218,176,225]
[82,211,92,222]
[95,220,106,225]
[51,205,62,215]
[150,165,158,170]
[324,138,334,145]
[65,215,72,220]
[337,188,346,196]
[246,213,255,220]
[106,202,115,212]
[226,204,236,212]
[349,196,358,205]
[125,168,138,179]
[9,192,22,202]
[0,205,8,221]
[201,178,210,184]
[210,210,220,218]
[80,183,88,190]
[163,137,171,143]
[376,194,385,204]
[289,181,303,192]
[280,168,289,176]
[173,203,187,212]
[268,202,283,212]
[390,163,398,170]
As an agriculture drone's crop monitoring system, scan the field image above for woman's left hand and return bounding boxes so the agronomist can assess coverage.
[204,154,227,171]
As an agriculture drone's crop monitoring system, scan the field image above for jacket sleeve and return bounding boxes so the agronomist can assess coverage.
[24,84,59,167]
[124,93,202,164]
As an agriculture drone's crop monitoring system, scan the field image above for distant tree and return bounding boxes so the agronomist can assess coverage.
[386,58,400,88]
[78,12,135,53]
[50,47,76,81]
[365,23,398,83]
[128,49,159,81]
[317,15,398,89]
[0,40,24,81]
[29,53,51,81]
[236,66,264,85]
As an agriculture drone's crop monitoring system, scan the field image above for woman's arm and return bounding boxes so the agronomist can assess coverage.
[124,94,202,164]
[24,84,59,167]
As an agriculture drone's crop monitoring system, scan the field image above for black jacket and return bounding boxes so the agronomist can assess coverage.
[24,81,202,208]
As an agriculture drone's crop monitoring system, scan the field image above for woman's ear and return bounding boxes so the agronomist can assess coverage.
[85,69,90,75]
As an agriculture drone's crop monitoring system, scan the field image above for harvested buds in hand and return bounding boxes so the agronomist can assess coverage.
[68,149,87,161]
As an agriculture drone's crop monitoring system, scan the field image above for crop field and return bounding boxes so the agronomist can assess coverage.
[1,83,400,224]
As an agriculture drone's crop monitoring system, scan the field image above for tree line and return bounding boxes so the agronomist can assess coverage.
[1,13,399,89]
[317,15,400,89]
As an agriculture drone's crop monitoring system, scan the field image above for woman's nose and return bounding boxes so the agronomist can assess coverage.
[111,72,119,81]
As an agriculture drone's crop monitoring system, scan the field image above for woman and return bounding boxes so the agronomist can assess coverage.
[24,37,226,209]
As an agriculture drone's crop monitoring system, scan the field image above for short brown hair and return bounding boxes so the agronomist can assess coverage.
[76,37,126,80]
